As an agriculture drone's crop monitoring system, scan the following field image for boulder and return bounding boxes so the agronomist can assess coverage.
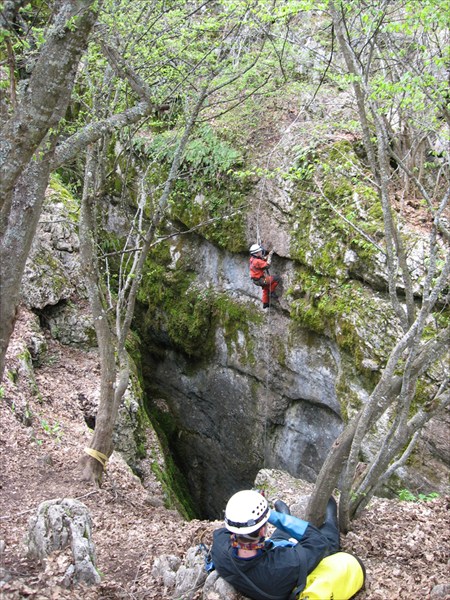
[27,498,100,586]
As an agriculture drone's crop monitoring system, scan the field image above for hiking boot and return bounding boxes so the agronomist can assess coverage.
[325,496,338,529]
[270,292,278,299]
[274,499,291,515]
[263,303,270,309]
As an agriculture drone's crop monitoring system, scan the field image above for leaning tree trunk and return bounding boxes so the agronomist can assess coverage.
[0,157,52,378]
[79,146,119,484]
[306,325,450,529]
[0,0,102,382]
[79,86,210,482]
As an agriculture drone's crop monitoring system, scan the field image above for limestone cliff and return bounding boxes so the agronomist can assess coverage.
[21,156,449,518]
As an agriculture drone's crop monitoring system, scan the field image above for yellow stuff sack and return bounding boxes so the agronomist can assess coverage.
[298,552,365,600]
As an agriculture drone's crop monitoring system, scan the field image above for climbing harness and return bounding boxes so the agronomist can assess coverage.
[251,276,267,287]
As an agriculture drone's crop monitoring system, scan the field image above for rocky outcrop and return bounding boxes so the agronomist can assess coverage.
[22,191,83,312]
[27,498,100,586]
[19,152,449,521]
[147,276,344,516]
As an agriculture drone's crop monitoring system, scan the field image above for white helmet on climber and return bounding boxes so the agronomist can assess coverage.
[224,490,270,535]
[249,243,263,255]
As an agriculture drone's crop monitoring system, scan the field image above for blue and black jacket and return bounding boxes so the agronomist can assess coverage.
[210,511,340,600]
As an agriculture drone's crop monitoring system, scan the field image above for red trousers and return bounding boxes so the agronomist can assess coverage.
[261,275,279,304]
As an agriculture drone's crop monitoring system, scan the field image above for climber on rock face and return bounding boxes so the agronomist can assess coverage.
[249,243,280,309]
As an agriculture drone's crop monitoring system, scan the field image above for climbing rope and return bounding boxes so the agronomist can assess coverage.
[255,67,331,467]
[255,38,333,243]
[261,300,272,468]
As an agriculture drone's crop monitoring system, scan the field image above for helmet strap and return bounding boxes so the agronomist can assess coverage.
[230,533,265,551]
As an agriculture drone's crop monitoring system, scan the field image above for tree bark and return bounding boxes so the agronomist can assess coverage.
[80,85,210,482]
[0,156,53,377]
[0,0,102,382]
[79,146,118,484]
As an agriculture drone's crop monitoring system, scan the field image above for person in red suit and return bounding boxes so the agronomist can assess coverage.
[249,243,280,308]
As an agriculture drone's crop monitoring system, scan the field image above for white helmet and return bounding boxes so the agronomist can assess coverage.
[224,490,269,535]
[249,243,263,255]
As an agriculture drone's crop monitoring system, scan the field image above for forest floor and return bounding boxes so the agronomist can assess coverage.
[0,308,449,600]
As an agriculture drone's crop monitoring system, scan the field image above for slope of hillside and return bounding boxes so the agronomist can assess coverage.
[0,308,449,599]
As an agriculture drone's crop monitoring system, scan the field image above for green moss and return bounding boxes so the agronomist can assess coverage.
[125,330,143,375]
[146,401,197,520]
[169,182,248,252]
[48,173,79,221]
[289,267,394,370]
[335,369,365,423]
[135,441,147,459]
[213,294,262,365]
[139,266,215,359]
[289,140,383,275]
[17,349,42,401]
[136,244,261,362]
[286,138,400,373]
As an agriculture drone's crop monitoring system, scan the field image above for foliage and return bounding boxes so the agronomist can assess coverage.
[48,174,80,221]
[304,0,450,531]
[397,489,440,503]
[40,418,63,442]
[133,125,249,251]
[185,125,244,179]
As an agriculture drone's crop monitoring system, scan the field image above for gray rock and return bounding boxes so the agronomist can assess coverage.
[203,571,244,599]
[430,583,450,599]
[43,301,96,348]
[152,554,181,589]
[22,198,84,310]
[174,546,208,596]
[27,498,100,586]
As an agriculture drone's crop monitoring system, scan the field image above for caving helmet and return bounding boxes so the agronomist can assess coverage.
[224,490,270,535]
[249,243,263,255]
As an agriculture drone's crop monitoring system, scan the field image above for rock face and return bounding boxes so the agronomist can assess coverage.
[141,204,448,517]
[19,168,449,522]
[149,290,344,517]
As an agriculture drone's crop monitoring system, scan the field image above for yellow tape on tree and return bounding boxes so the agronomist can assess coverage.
[84,447,109,469]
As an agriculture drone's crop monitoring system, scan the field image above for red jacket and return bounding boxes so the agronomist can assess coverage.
[249,256,269,281]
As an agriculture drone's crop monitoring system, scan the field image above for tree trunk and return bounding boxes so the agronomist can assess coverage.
[306,326,450,529]
[79,146,118,484]
[0,157,52,378]
[79,86,210,482]
[0,0,101,382]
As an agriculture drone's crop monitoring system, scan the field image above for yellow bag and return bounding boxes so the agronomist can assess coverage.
[298,552,365,600]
